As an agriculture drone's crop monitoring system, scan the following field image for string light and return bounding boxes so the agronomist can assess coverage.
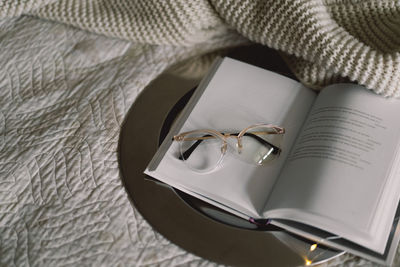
[310,243,317,252]
[305,236,340,266]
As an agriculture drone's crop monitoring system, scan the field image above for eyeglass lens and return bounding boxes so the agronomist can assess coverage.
[178,131,225,172]
[238,126,282,165]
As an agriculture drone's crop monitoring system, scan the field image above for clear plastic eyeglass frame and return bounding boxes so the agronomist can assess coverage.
[172,124,285,172]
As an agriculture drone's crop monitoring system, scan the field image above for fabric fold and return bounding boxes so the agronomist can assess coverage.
[2,0,400,96]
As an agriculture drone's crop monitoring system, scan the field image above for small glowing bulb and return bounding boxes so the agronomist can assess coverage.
[305,259,312,265]
[310,243,317,251]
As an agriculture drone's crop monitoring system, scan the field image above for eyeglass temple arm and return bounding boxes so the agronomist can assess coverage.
[177,134,213,160]
[176,132,281,161]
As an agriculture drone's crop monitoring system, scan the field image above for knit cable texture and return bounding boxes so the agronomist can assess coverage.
[211,0,400,97]
[1,0,399,96]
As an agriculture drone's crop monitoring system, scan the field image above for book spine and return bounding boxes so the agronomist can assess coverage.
[249,217,271,226]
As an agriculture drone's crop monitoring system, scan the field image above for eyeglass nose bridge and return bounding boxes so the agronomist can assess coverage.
[222,133,243,154]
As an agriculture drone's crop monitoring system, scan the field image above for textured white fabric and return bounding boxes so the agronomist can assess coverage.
[0,16,241,266]
[0,14,399,267]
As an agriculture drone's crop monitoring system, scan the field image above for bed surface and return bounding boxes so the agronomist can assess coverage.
[0,16,397,266]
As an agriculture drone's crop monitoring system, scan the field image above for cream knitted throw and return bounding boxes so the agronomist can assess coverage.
[2,0,400,96]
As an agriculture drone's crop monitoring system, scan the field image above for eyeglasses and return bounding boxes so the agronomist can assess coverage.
[172,124,285,172]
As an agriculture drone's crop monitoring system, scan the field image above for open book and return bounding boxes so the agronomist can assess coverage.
[145,57,400,265]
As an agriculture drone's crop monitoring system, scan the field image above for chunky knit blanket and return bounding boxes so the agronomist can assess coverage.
[0,1,399,266]
[2,0,400,96]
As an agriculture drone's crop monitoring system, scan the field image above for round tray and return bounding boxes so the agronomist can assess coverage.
[118,45,344,266]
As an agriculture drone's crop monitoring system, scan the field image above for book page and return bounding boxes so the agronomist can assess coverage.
[145,57,316,218]
[263,84,400,252]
